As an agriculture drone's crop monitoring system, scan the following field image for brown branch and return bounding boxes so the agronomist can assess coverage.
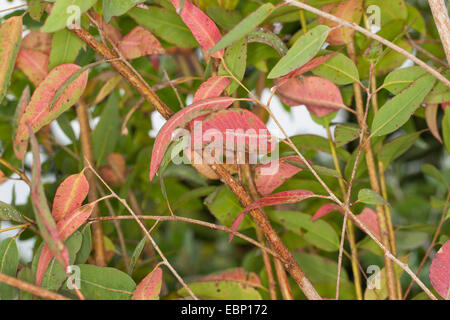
[428,0,450,64]
[75,101,106,266]
[285,0,450,88]
[0,157,31,186]
[0,272,69,300]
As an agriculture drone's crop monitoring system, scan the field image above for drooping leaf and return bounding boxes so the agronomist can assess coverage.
[0,201,26,223]
[193,76,230,102]
[118,26,164,60]
[69,264,136,300]
[41,0,98,33]
[378,131,422,166]
[247,28,288,56]
[218,37,247,94]
[49,29,84,69]
[15,49,49,86]
[0,16,22,104]
[429,240,450,299]
[210,3,275,54]
[170,0,223,58]
[14,64,88,160]
[103,0,146,23]
[52,171,89,223]
[132,267,163,300]
[254,156,305,196]
[276,76,345,117]
[358,188,389,206]
[425,104,442,143]
[128,7,197,48]
[149,97,235,181]
[0,238,19,299]
[268,25,330,79]
[371,73,436,136]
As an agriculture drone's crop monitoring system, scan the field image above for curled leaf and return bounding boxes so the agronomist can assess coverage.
[132,267,163,300]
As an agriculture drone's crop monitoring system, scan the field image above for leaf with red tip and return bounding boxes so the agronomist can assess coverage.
[199,268,261,288]
[429,240,450,299]
[118,26,164,60]
[149,97,235,181]
[29,126,69,273]
[14,64,88,160]
[52,172,89,223]
[230,190,317,242]
[276,76,345,117]
[280,51,339,81]
[193,76,230,103]
[425,104,442,143]
[132,267,163,300]
[254,156,307,196]
[311,203,344,221]
[170,0,223,58]
[15,49,49,86]
[0,16,22,103]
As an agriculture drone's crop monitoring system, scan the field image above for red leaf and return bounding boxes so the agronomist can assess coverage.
[118,26,164,60]
[149,97,235,181]
[311,203,344,221]
[280,51,339,81]
[132,267,163,300]
[14,63,88,160]
[35,245,53,286]
[199,268,261,288]
[230,190,316,242]
[52,172,89,223]
[276,76,345,117]
[442,102,450,110]
[193,76,230,103]
[254,156,306,196]
[429,240,450,299]
[21,30,52,54]
[170,0,223,58]
[15,49,49,86]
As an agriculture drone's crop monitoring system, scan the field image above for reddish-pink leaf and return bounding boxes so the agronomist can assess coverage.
[276,76,345,117]
[170,0,223,58]
[193,76,230,103]
[52,172,89,223]
[15,49,49,86]
[254,156,307,196]
[56,203,95,241]
[357,207,381,240]
[442,102,450,110]
[132,267,163,300]
[149,97,235,181]
[14,63,88,160]
[311,203,344,221]
[118,26,164,60]
[35,245,53,286]
[93,12,122,45]
[429,240,450,299]
[425,104,442,143]
[230,190,316,242]
[199,268,262,288]
[21,30,52,54]
[280,51,339,81]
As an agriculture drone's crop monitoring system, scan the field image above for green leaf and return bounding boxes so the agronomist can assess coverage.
[204,186,253,230]
[293,252,349,283]
[282,134,350,160]
[206,6,243,31]
[70,264,136,300]
[103,0,145,23]
[17,268,33,300]
[247,28,288,56]
[422,164,448,187]
[0,238,19,299]
[0,201,27,223]
[49,28,84,70]
[210,3,275,53]
[128,7,197,48]
[269,211,340,252]
[178,280,262,300]
[218,37,247,94]
[268,25,330,79]
[128,236,146,275]
[365,0,408,25]
[371,73,436,136]
[334,123,359,147]
[378,131,422,166]
[74,225,91,264]
[285,160,341,179]
[28,0,47,22]
[92,91,121,165]
[312,52,359,85]
[41,0,98,33]
[358,188,389,206]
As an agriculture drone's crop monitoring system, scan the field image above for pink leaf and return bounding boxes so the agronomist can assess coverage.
[193,76,230,103]
[15,49,49,86]
[311,203,344,221]
[21,30,52,54]
[276,76,345,117]
[132,267,163,300]
[52,172,89,223]
[357,208,381,240]
[35,245,53,286]
[230,190,316,242]
[254,156,307,196]
[280,51,339,81]
[429,240,450,299]
[170,0,223,58]
[442,102,450,110]
[118,26,164,60]
[149,97,235,181]
[14,63,88,160]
